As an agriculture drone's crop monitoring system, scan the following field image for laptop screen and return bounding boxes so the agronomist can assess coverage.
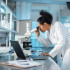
[10,41,26,59]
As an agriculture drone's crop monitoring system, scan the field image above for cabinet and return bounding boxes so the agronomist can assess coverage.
[0,1,18,52]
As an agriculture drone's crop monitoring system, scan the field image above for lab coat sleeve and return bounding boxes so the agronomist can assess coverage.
[37,35,51,47]
[49,22,66,58]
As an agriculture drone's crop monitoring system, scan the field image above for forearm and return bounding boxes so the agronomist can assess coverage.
[37,35,51,47]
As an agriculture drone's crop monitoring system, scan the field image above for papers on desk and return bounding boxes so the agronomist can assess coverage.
[0,60,42,68]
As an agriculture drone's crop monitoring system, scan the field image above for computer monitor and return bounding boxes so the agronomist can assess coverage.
[16,20,32,35]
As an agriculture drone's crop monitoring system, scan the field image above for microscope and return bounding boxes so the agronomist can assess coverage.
[16,22,39,49]
[23,26,39,49]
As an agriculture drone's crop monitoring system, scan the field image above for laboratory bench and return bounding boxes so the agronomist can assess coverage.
[0,53,61,70]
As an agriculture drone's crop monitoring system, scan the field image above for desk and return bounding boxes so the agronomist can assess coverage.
[0,53,61,70]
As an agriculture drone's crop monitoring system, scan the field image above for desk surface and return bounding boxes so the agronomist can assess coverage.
[0,53,61,70]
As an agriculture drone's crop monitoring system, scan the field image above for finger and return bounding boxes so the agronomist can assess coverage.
[44,52,48,54]
[39,53,44,56]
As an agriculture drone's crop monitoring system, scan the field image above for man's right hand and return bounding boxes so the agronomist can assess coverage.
[35,30,40,37]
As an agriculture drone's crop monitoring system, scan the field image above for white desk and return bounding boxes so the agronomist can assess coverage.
[0,54,61,70]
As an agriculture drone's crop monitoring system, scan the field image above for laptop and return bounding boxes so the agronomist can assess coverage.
[10,41,48,60]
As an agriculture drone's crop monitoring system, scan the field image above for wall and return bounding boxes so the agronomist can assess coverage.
[31,3,67,22]
[15,2,68,22]
[16,1,31,20]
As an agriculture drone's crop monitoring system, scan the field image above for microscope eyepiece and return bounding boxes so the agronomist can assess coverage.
[31,26,39,33]
[36,26,39,30]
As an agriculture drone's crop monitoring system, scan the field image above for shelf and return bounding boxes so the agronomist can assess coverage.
[1,1,18,20]
[0,27,18,34]
[0,0,19,49]
[0,47,10,54]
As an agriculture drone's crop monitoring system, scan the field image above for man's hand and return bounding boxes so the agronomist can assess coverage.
[39,52,50,56]
[35,30,40,37]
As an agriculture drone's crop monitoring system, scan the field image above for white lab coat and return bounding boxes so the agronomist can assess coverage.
[37,21,70,70]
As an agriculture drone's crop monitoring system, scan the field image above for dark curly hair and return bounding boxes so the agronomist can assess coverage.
[37,10,53,25]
